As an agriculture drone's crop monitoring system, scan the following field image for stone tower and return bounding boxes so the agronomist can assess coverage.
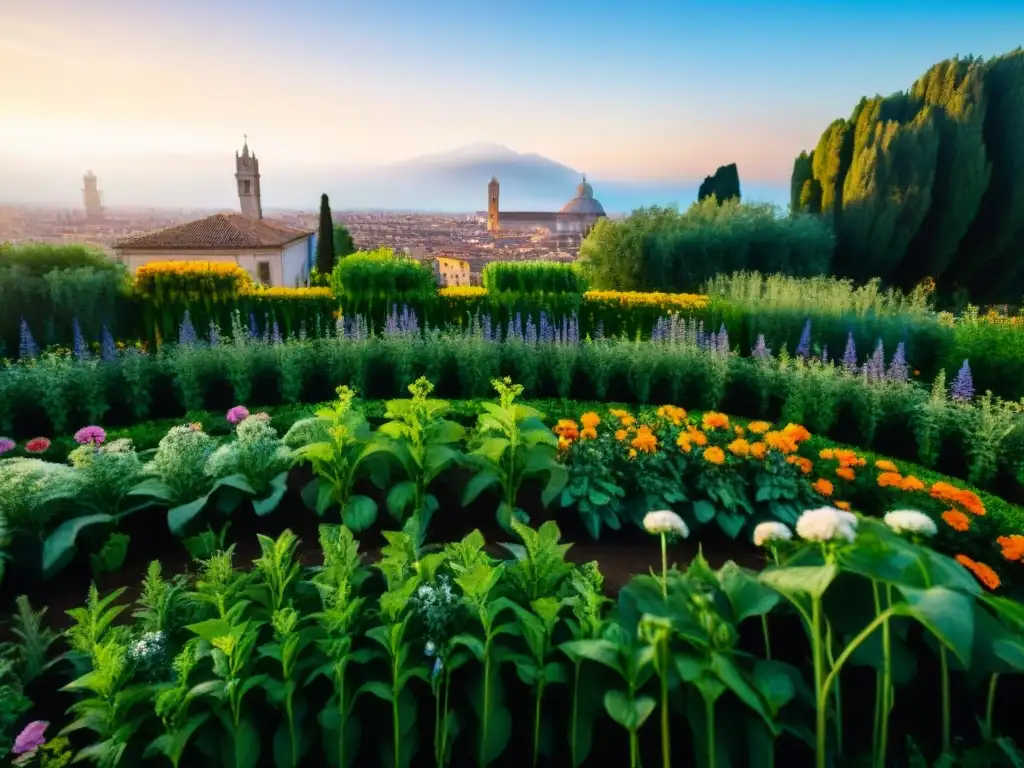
[235,136,262,220]
[487,176,499,232]
[83,171,103,220]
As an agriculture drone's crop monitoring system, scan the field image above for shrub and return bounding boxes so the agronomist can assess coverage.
[482,260,587,294]
[330,248,434,327]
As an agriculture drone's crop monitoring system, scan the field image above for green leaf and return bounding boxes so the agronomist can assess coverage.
[168,495,210,536]
[386,481,418,519]
[716,509,746,538]
[358,680,394,703]
[693,499,716,523]
[709,652,771,723]
[342,495,377,532]
[603,690,656,731]
[185,618,233,642]
[474,436,512,464]
[718,561,780,623]
[463,470,501,505]
[760,564,838,600]
[212,473,257,496]
[42,514,116,576]
[253,475,289,517]
[896,586,975,666]
[752,660,798,716]
[561,639,620,673]
[128,477,176,501]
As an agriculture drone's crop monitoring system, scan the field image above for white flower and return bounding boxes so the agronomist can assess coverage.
[129,631,166,663]
[643,510,689,538]
[795,507,858,543]
[883,510,937,538]
[424,641,436,657]
[753,522,793,547]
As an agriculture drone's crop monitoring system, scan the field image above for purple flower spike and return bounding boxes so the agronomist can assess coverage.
[841,332,857,372]
[950,360,974,402]
[13,721,48,755]
[796,318,811,358]
[226,405,250,425]
[73,425,107,446]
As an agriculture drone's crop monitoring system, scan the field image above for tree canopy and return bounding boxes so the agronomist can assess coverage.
[316,194,336,276]
[791,48,1024,301]
[697,163,742,204]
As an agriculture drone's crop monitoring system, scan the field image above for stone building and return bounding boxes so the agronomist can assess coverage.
[235,136,262,220]
[482,175,607,236]
[430,255,471,287]
[83,171,103,220]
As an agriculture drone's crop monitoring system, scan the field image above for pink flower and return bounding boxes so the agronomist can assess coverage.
[0,437,15,455]
[73,425,107,446]
[12,720,48,755]
[24,437,51,454]
[226,405,250,425]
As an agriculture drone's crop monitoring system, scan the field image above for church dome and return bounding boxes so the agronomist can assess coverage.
[560,175,606,215]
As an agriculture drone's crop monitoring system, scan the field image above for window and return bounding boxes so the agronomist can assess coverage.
[257,261,272,286]
[242,180,251,194]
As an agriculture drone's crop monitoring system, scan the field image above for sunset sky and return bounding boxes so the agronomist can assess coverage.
[1,0,1022,208]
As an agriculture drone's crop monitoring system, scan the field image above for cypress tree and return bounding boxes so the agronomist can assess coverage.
[897,58,991,288]
[698,164,741,204]
[791,151,816,213]
[951,49,1024,299]
[316,194,336,276]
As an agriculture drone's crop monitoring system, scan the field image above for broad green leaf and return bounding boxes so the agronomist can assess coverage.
[185,618,233,642]
[42,514,115,576]
[709,652,771,723]
[463,470,501,505]
[693,499,716,523]
[752,660,798,716]
[473,436,511,464]
[603,690,656,731]
[358,680,394,703]
[993,637,1024,671]
[716,509,746,538]
[760,564,838,600]
[896,586,975,666]
[128,477,176,501]
[386,481,418,519]
[342,495,377,532]
[168,495,210,536]
[253,477,289,517]
[719,561,781,623]
[561,639,620,673]
[211,473,257,495]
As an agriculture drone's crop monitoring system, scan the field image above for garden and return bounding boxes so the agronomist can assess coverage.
[1,245,1024,766]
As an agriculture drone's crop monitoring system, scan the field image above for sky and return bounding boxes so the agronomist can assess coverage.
[1,0,1022,210]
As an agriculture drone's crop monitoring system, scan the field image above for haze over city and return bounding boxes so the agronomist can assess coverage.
[2,0,1022,211]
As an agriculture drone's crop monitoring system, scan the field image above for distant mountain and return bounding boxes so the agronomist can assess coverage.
[382,143,584,211]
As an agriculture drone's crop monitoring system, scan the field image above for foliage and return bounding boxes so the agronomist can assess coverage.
[481,260,587,295]
[462,377,567,530]
[791,48,1024,302]
[317,194,337,277]
[332,225,356,261]
[697,163,741,204]
[578,199,835,292]
[330,249,434,329]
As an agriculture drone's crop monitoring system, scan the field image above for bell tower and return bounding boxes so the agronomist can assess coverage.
[487,175,499,232]
[235,135,262,220]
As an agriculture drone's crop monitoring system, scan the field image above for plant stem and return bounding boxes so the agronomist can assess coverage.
[392,655,401,768]
[761,614,772,660]
[871,583,882,766]
[570,661,581,767]
[878,585,892,768]
[286,693,297,768]
[481,643,492,767]
[812,597,826,768]
[629,728,638,768]
[939,646,950,754]
[983,673,999,742]
[440,668,452,766]
[434,684,442,766]
[660,640,670,768]
[338,668,347,768]
[660,533,668,600]
[706,695,717,768]
[532,683,544,768]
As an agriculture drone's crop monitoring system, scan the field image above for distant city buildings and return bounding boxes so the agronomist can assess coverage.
[483,174,606,239]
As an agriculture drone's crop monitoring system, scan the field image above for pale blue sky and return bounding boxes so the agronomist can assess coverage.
[0,0,1021,207]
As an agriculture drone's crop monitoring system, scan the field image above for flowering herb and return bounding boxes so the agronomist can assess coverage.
[73,425,107,447]
[226,405,250,425]
[24,437,50,454]
[0,436,15,455]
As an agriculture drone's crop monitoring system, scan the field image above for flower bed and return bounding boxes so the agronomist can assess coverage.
[2,505,1023,766]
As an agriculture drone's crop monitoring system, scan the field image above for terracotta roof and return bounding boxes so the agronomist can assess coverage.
[114,212,312,250]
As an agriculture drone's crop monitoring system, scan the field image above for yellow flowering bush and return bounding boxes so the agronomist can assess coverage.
[582,290,709,311]
[437,286,488,300]
[134,261,252,303]
[242,286,334,300]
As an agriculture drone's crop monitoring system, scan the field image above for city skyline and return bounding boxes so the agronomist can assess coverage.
[2,0,1022,209]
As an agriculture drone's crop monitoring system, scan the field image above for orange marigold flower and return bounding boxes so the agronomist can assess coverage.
[656,405,687,425]
[747,421,771,435]
[782,423,811,443]
[819,449,835,460]
[728,438,750,457]
[704,446,726,465]
[901,475,925,492]
[836,467,856,482]
[677,433,692,453]
[609,408,629,419]
[942,510,971,532]
[997,535,1024,562]
[702,412,730,431]
[554,420,579,441]
[631,426,658,454]
[628,448,638,460]
[557,436,572,453]
[580,427,597,440]
[580,412,601,429]
[812,478,834,497]
[786,456,813,474]
[875,460,898,472]
[877,472,904,489]
[620,414,637,428]
[835,501,851,511]
[956,554,1001,590]
[615,429,628,442]
[734,426,746,437]
[750,442,767,460]
[765,431,798,454]
[687,427,708,447]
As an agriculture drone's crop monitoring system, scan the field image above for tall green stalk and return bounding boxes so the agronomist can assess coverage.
[878,585,893,768]
[939,646,951,754]
[706,695,717,768]
[812,596,827,768]
[570,660,581,767]
[659,639,670,768]
[983,673,1000,742]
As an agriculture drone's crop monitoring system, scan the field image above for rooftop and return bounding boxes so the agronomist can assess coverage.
[114,212,311,250]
